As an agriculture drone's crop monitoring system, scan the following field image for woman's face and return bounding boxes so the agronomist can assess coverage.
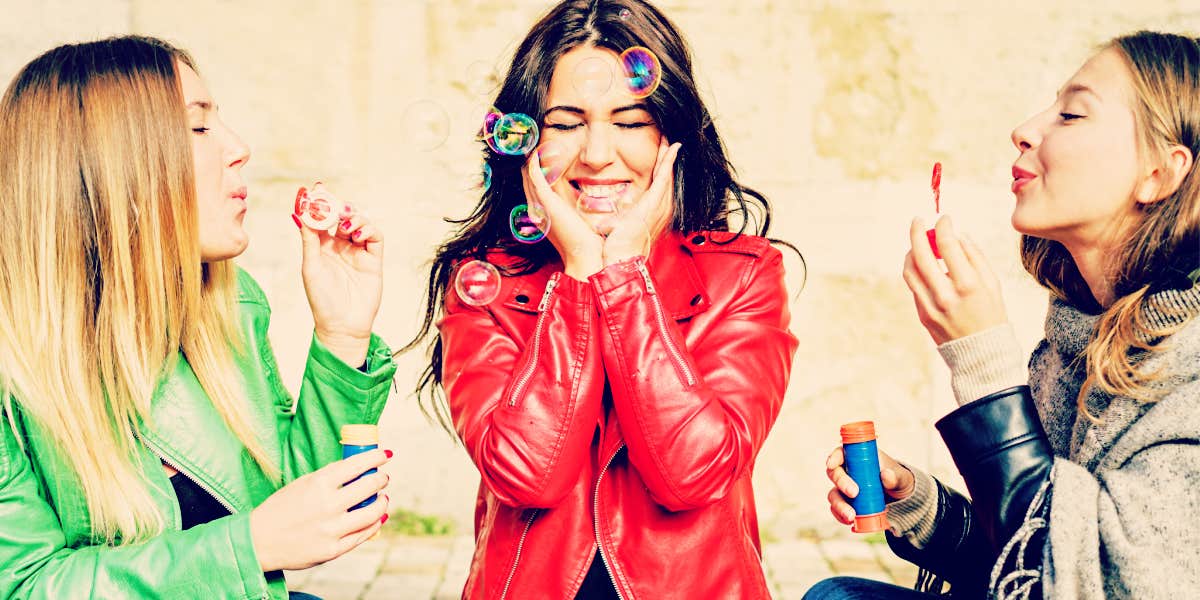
[541,45,664,236]
[178,63,252,262]
[1009,48,1143,250]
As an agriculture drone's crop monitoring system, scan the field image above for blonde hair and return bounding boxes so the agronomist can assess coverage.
[0,36,276,545]
[1020,31,1200,417]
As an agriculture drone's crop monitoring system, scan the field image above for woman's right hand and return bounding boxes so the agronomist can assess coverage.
[523,151,605,280]
[824,446,915,526]
[249,449,391,572]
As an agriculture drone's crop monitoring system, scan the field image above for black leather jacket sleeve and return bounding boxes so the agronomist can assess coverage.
[886,385,1054,597]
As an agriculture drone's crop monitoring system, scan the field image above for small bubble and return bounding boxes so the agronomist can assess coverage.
[618,8,631,19]
[454,260,502,306]
[536,140,578,185]
[474,162,493,193]
[465,60,499,96]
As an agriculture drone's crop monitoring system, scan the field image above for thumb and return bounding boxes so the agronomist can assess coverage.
[880,467,901,491]
[297,217,323,263]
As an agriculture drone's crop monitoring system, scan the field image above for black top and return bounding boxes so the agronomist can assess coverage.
[169,472,230,530]
[575,551,619,599]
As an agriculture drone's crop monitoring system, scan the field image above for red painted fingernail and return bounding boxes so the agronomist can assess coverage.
[352,230,363,241]
[384,449,393,459]
[381,513,389,524]
[341,219,353,231]
[291,214,302,229]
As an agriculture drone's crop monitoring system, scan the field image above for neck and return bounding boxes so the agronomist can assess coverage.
[1064,242,1116,308]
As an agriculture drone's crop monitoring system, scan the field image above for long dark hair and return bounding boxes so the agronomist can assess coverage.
[405,0,799,430]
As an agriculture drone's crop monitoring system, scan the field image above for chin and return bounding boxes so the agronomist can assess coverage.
[200,238,250,263]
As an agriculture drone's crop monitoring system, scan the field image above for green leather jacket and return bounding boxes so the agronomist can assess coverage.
[0,269,397,599]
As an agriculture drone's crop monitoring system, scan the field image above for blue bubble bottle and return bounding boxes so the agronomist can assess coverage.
[840,421,890,533]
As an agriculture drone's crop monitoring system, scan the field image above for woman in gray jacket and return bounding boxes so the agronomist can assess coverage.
[814,30,1200,599]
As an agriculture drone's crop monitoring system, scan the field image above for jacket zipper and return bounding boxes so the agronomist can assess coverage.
[136,431,238,516]
[508,272,561,407]
[499,508,540,600]
[593,444,627,600]
[634,261,696,386]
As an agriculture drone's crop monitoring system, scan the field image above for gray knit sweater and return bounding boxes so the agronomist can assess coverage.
[887,283,1200,599]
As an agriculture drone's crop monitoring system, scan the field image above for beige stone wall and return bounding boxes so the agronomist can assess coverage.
[4,0,1199,541]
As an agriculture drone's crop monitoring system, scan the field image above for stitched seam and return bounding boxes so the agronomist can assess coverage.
[532,297,585,499]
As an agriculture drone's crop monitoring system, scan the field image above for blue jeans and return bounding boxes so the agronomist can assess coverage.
[289,593,323,600]
[802,577,940,600]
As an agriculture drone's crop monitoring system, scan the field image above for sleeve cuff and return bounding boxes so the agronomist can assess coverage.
[226,512,270,599]
[308,332,397,392]
[937,323,1027,406]
[886,462,939,547]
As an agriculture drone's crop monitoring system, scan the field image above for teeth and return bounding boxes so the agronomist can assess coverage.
[578,183,629,198]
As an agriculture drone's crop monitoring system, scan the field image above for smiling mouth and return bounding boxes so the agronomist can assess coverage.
[572,182,630,212]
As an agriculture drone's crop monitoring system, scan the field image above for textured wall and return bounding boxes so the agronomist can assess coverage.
[4,0,1199,542]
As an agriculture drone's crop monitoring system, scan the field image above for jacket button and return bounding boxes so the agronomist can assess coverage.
[691,234,706,245]
[515,294,530,304]
[690,294,702,306]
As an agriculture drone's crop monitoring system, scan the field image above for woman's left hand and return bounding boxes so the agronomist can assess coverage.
[602,140,681,266]
[902,215,1007,345]
[293,185,383,368]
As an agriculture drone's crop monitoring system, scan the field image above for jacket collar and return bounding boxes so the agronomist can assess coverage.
[499,230,711,321]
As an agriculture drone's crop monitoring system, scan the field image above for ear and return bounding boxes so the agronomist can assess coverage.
[1134,144,1194,204]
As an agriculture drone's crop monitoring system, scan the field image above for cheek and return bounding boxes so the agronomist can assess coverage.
[620,130,663,183]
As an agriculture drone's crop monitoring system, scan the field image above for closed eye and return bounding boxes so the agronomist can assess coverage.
[546,123,583,131]
[1059,113,1084,122]
[615,121,653,129]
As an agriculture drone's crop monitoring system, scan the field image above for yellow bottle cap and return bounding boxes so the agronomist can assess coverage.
[340,424,379,445]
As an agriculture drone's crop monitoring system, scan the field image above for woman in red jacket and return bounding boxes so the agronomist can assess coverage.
[406,1,799,598]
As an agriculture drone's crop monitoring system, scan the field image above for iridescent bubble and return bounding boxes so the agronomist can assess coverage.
[474,162,493,193]
[620,46,662,99]
[399,99,451,151]
[573,56,614,98]
[536,140,577,186]
[510,203,549,244]
[477,106,504,153]
[575,182,631,235]
[455,260,501,306]
[493,113,539,156]
[618,8,632,19]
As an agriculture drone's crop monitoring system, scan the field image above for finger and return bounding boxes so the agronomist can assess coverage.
[880,467,900,490]
[319,449,390,488]
[908,218,953,300]
[340,493,389,534]
[827,488,856,524]
[337,470,390,511]
[933,216,978,289]
[961,235,1000,288]
[335,213,363,241]
[526,151,572,214]
[824,447,845,471]
[831,466,859,499]
[902,251,942,325]
[336,508,386,555]
[349,224,379,246]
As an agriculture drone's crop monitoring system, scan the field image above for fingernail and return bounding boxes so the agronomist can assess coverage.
[341,219,353,231]
[384,449,393,459]
[353,230,363,241]
[843,509,855,522]
[381,513,389,524]
[291,214,302,229]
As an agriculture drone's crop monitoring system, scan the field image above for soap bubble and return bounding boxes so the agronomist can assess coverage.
[510,203,550,244]
[454,260,502,306]
[536,140,577,186]
[620,47,662,99]
[477,106,504,153]
[618,8,631,19]
[493,113,539,156]
[573,56,614,98]
[465,60,499,96]
[399,99,451,151]
[474,162,493,193]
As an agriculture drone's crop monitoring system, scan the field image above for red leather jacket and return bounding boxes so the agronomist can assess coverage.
[440,230,798,599]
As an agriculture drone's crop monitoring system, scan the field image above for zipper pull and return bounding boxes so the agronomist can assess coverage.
[635,260,657,295]
[538,272,561,312]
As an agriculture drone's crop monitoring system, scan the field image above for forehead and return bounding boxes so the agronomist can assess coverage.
[545,45,639,111]
[176,62,211,104]
[1064,47,1135,104]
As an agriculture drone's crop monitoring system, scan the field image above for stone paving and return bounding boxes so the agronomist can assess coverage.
[287,531,919,600]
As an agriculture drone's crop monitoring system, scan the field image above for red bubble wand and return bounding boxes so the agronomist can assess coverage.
[926,162,943,259]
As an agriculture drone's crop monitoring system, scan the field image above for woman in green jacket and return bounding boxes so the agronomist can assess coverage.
[0,36,397,599]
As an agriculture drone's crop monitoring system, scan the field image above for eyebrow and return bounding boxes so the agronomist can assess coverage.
[544,103,652,117]
[186,100,216,111]
[1057,84,1101,102]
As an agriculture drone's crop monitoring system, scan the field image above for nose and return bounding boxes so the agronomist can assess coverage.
[224,128,251,169]
[1011,110,1045,152]
[577,123,614,170]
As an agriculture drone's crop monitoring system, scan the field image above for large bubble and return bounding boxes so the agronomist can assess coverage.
[399,99,451,151]
[620,47,662,99]
[573,56,614,99]
[493,113,539,156]
[510,203,550,244]
[454,260,502,306]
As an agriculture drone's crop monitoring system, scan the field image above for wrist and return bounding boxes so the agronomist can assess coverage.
[314,328,371,368]
[564,257,603,281]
